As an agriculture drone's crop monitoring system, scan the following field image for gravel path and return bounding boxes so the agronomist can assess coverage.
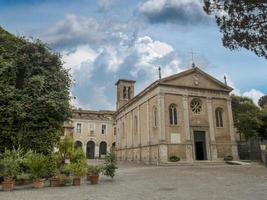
[1,162,267,200]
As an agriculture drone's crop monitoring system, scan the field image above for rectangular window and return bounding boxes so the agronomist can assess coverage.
[114,127,117,136]
[89,123,95,135]
[101,124,107,134]
[76,123,81,133]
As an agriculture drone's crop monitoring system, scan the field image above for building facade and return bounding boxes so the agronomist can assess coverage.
[63,109,115,159]
[114,67,239,164]
[64,66,239,164]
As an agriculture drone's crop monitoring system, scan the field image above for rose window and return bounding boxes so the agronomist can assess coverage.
[190,99,202,114]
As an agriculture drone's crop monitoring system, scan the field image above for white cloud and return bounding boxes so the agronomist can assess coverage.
[44,15,184,110]
[243,89,264,105]
[222,74,264,105]
[62,45,99,73]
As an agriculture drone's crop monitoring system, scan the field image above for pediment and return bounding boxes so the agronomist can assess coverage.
[160,67,232,92]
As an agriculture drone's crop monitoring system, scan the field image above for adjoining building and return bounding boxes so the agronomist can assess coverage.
[63,109,115,159]
[64,66,239,164]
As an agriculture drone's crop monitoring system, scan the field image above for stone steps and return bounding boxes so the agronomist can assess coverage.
[159,161,229,166]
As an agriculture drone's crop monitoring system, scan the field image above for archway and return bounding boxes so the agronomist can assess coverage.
[86,141,95,159]
[74,141,83,149]
[99,141,107,158]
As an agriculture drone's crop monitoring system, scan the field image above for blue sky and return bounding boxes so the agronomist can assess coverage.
[1,0,266,110]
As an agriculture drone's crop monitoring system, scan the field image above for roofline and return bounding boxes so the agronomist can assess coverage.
[72,109,115,114]
[115,79,136,86]
[114,66,233,116]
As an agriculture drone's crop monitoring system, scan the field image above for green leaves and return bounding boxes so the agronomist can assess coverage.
[24,151,49,180]
[231,95,262,140]
[102,152,117,179]
[0,27,71,154]
[203,0,267,59]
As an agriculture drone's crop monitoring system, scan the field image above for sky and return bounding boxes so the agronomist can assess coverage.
[0,0,266,110]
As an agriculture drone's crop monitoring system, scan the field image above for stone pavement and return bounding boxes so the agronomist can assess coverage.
[1,162,267,200]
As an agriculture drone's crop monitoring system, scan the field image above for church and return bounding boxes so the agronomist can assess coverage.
[114,65,239,164]
[64,65,239,164]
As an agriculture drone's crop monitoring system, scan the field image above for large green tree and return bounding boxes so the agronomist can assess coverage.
[258,95,267,108]
[203,0,267,59]
[231,95,262,140]
[0,27,71,154]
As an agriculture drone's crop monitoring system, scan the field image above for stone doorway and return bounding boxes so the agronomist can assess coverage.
[194,131,207,160]
[87,141,95,159]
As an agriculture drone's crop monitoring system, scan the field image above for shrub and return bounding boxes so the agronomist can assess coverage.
[224,155,233,161]
[102,152,117,179]
[87,165,102,176]
[0,148,24,180]
[25,151,49,180]
[68,162,87,178]
[70,148,86,164]
[169,156,180,162]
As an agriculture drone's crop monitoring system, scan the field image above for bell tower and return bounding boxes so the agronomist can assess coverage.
[115,79,135,110]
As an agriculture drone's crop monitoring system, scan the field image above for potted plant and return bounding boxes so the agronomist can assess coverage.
[48,153,61,187]
[102,152,117,180]
[169,155,180,162]
[0,148,24,192]
[87,165,102,184]
[224,155,234,161]
[69,162,87,186]
[25,151,49,189]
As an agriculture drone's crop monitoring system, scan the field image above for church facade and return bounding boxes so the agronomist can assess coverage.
[114,67,239,164]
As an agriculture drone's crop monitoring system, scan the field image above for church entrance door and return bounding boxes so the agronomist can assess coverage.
[194,131,207,160]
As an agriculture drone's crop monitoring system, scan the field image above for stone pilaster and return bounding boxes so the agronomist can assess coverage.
[95,145,99,158]
[207,97,218,160]
[158,93,166,142]
[227,98,239,160]
[158,144,168,163]
[182,95,193,162]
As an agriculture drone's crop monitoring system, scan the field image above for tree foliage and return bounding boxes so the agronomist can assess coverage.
[203,0,267,59]
[102,152,117,179]
[258,109,267,139]
[231,95,262,140]
[0,27,71,154]
[258,95,267,108]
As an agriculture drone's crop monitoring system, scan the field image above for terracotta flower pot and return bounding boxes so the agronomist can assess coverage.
[2,178,14,192]
[90,175,99,185]
[73,177,81,186]
[34,179,44,189]
[49,177,60,187]
[86,173,92,181]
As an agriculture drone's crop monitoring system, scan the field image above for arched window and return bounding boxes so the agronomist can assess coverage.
[169,104,178,125]
[134,116,138,134]
[123,86,127,99]
[153,106,158,127]
[215,108,223,127]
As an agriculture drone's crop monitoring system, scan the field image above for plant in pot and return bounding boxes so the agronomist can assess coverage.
[48,153,61,187]
[0,148,24,192]
[224,155,234,162]
[102,152,117,180]
[25,151,49,189]
[87,165,102,184]
[169,155,180,162]
[69,162,87,186]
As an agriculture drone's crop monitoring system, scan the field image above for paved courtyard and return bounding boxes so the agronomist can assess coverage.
[1,162,267,200]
